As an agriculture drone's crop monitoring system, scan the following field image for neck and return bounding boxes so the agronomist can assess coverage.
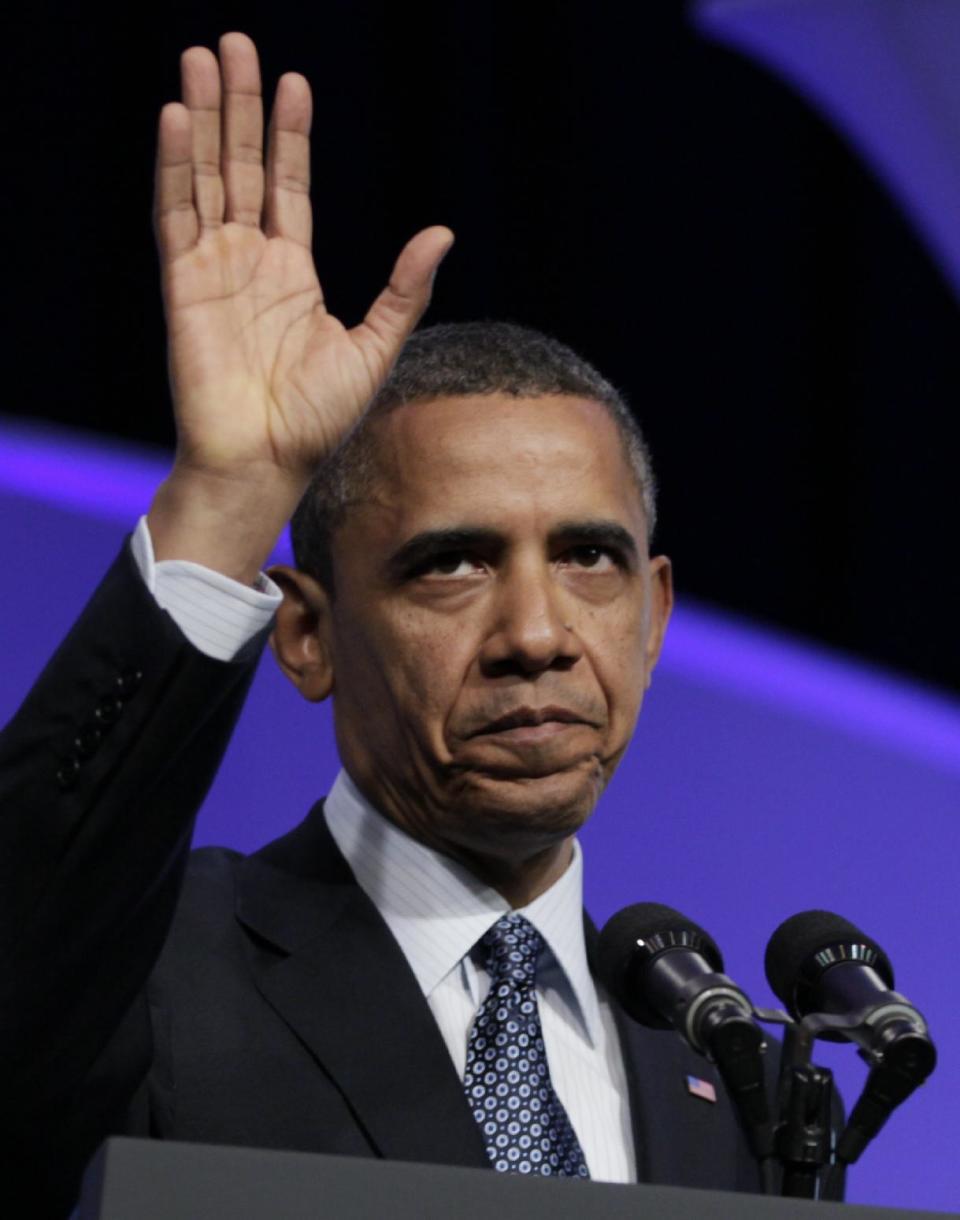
[341,769,580,907]
[454,838,575,908]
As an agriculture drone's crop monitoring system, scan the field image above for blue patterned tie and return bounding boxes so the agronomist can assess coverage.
[463,913,590,1178]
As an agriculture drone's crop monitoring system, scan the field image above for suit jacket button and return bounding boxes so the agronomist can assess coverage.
[95,695,124,725]
[57,757,81,790]
[74,726,103,758]
[116,669,142,696]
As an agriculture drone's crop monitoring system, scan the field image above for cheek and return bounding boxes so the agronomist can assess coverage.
[398,620,478,710]
[590,615,650,722]
[336,613,473,739]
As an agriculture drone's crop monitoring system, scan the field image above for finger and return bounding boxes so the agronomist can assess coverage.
[181,45,224,233]
[356,226,455,356]
[154,102,199,261]
[219,32,264,227]
[264,72,313,248]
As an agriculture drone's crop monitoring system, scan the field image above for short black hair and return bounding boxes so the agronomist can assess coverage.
[290,320,657,591]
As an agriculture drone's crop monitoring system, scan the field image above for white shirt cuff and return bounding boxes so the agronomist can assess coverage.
[131,516,282,662]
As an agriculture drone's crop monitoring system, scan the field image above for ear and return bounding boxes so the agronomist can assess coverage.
[267,565,335,702]
[643,554,674,687]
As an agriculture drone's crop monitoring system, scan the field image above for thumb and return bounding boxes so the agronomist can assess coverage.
[354,226,455,361]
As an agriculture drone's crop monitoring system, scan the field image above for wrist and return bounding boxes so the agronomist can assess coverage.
[147,463,306,584]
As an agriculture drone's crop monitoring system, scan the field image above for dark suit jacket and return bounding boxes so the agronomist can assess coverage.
[0,545,766,1218]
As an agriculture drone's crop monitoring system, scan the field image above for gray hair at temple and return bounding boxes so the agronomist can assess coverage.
[290,320,658,591]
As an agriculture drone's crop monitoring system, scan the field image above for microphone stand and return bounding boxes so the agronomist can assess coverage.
[751,1007,839,1200]
[752,997,934,1201]
[773,1022,835,1199]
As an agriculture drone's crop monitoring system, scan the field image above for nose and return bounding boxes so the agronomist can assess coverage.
[479,559,581,676]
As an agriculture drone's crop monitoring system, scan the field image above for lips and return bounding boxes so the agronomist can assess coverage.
[468,705,591,738]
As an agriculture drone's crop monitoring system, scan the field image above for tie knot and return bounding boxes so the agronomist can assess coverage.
[478,913,543,989]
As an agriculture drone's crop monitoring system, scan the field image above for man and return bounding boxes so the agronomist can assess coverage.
[0,33,767,1217]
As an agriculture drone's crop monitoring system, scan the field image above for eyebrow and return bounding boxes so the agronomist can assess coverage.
[386,519,639,578]
[552,519,639,559]
[387,528,503,578]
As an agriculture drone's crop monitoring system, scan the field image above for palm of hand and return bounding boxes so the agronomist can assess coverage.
[165,224,384,476]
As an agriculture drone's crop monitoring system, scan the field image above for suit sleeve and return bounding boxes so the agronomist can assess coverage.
[0,540,268,1214]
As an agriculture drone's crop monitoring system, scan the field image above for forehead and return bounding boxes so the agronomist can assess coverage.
[361,393,646,532]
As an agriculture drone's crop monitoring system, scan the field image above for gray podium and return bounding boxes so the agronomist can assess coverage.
[77,1139,955,1220]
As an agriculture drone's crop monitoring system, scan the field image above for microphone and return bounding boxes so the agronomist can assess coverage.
[765,910,937,1164]
[598,903,773,1160]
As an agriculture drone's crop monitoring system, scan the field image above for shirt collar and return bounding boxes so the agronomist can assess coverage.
[324,769,603,1046]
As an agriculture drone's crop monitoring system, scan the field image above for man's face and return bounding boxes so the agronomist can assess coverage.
[320,393,672,866]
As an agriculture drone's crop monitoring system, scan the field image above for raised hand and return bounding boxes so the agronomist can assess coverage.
[148,33,452,580]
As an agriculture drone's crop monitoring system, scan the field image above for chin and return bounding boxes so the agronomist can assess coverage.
[447,765,604,849]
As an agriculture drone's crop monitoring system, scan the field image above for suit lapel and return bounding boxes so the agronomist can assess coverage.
[583,915,740,1188]
[235,803,489,1170]
[612,1006,738,1188]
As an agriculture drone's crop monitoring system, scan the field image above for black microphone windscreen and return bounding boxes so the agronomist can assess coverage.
[597,902,724,1011]
[765,909,894,1016]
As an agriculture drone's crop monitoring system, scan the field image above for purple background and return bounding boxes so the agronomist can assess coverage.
[696,0,960,298]
[2,419,957,1213]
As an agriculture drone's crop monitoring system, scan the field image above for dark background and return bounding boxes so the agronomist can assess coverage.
[5,1,959,693]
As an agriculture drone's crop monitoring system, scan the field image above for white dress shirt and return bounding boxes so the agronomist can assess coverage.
[324,769,635,1182]
[130,516,636,1182]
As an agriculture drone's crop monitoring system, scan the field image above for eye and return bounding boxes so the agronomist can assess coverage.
[414,551,485,579]
[562,545,620,571]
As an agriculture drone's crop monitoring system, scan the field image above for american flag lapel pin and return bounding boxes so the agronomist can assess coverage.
[685,1074,717,1103]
